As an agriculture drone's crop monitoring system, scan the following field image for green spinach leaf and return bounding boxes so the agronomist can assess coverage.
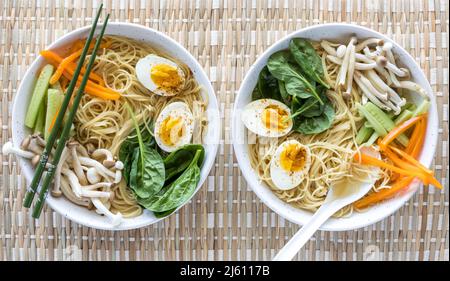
[267,51,323,104]
[123,103,165,199]
[289,38,329,89]
[139,149,203,212]
[164,144,205,182]
[293,97,335,135]
[252,66,282,101]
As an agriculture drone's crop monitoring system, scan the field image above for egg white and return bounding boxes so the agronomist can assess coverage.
[270,139,311,190]
[135,54,185,96]
[154,102,194,152]
[241,99,293,138]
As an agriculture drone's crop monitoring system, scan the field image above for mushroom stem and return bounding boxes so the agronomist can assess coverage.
[366,70,405,105]
[336,37,357,90]
[114,161,124,184]
[68,142,88,186]
[78,157,117,179]
[354,73,391,111]
[2,142,35,159]
[53,146,70,197]
[86,167,102,184]
[345,41,356,97]
[355,38,383,52]
[320,40,338,56]
[82,182,113,190]
[336,45,347,58]
[91,198,123,226]
[92,148,115,168]
[355,71,388,101]
[61,168,83,198]
[78,190,112,198]
[60,176,91,207]
[392,81,430,99]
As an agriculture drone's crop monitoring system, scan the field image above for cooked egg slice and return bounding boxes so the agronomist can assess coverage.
[136,54,186,96]
[154,102,194,152]
[241,99,293,138]
[270,140,311,190]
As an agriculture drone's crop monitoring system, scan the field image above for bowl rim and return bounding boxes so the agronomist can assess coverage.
[232,23,439,231]
[12,22,220,230]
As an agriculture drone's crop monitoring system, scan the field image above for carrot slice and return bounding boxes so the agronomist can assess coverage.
[50,40,111,85]
[354,176,415,209]
[405,118,423,154]
[379,115,424,150]
[41,50,106,89]
[353,152,441,188]
[410,115,428,159]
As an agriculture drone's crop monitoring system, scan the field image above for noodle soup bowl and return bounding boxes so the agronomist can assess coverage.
[232,24,438,231]
[12,23,220,230]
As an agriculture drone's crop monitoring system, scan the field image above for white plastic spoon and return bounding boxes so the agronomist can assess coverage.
[273,147,380,261]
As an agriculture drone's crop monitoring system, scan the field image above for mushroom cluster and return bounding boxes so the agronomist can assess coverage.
[2,134,123,226]
[321,37,429,114]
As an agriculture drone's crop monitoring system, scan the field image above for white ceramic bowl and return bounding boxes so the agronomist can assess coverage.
[12,23,220,230]
[232,23,438,231]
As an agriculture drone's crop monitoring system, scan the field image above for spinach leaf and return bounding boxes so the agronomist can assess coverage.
[139,149,203,212]
[278,81,292,106]
[123,103,165,199]
[289,38,329,89]
[164,144,205,182]
[293,97,335,135]
[154,208,177,218]
[291,96,323,118]
[252,66,282,101]
[267,51,323,104]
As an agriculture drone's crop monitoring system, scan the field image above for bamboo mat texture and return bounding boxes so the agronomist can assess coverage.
[0,0,448,261]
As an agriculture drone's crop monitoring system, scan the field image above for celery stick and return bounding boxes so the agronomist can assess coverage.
[44,89,64,141]
[34,101,46,134]
[412,99,430,116]
[394,109,413,125]
[364,102,409,146]
[357,103,388,137]
[24,65,54,128]
[356,125,374,144]
[50,80,63,92]
[364,131,380,146]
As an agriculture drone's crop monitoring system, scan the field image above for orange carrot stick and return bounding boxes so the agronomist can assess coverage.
[50,40,111,85]
[354,176,415,209]
[410,115,428,159]
[379,115,424,150]
[41,50,105,87]
[353,153,441,188]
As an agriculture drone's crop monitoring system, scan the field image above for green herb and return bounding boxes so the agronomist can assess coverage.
[278,81,292,106]
[139,149,203,213]
[252,66,282,101]
[289,38,329,89]
[164,144,205,182]
[267,51,323,104]
[124,103,165,199]
[293,96,335,135]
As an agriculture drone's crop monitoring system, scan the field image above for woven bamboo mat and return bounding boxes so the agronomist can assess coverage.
[0,0,448,261]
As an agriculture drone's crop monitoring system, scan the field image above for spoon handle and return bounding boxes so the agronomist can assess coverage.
[273,203,339,261]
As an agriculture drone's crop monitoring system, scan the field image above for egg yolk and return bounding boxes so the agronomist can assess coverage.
[280,144,307,172]
[159,116,184,146]
[261,105,289,131]
[151,64,182,90]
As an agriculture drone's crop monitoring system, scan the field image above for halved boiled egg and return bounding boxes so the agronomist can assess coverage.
[241,99,293,138]
[136,54,186,96]
[154,102,194,152]
[270,140,311,190]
